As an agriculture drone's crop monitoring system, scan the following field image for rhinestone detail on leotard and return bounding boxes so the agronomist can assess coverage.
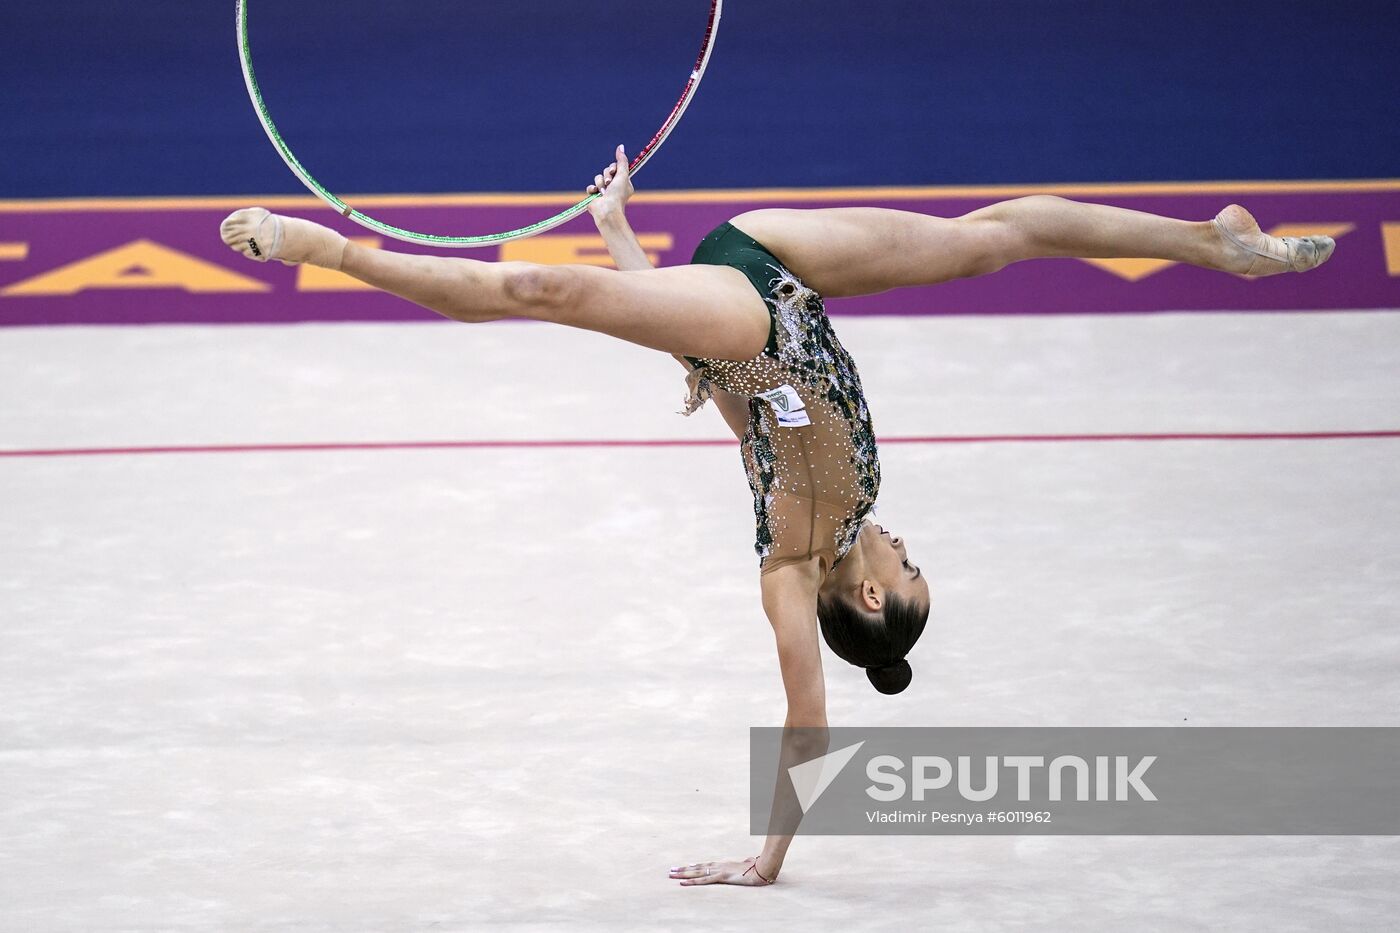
[684,262,880,575]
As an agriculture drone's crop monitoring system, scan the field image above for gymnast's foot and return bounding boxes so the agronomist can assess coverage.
[220,208,348,269]
[1212,204,1335,276]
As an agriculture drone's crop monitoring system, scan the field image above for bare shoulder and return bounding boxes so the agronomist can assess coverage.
[759,558,824,623]
[759,557,828,719]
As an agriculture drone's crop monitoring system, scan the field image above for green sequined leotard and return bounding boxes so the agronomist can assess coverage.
[684,222,880,577]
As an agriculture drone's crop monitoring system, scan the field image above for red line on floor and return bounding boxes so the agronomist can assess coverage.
[2,430,1398,459]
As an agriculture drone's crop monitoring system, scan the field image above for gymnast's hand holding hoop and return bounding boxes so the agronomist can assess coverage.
[585,145,635,224]
[585,146,653,275]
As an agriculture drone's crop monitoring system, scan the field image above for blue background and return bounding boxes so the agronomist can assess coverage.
[2,1,1396,197]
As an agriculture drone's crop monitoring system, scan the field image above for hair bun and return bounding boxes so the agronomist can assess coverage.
[866,659,912,695]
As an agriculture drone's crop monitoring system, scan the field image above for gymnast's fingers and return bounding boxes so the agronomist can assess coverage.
[680,874,724,886]
[678,864,727,886]
[667,861,710,878]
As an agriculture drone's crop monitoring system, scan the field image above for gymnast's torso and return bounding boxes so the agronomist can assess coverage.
[685,222,881,576]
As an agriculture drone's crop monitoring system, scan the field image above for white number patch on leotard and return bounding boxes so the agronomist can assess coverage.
[756,384,811,428]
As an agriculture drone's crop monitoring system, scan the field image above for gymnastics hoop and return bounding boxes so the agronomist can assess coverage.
[236,0,723,248]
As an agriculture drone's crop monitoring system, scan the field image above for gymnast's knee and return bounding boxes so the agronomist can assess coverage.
[501,262,580,313]
[970,194,1067,220]
[943,217,1021,277]
[959,195,1083,271]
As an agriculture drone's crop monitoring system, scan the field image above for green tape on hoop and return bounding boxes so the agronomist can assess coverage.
[236,0,723,248]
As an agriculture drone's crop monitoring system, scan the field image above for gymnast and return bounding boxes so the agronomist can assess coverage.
[219,147,1332,885]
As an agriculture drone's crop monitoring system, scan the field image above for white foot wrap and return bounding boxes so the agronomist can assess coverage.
[219,208,348,269]
[1213,204,1335,276]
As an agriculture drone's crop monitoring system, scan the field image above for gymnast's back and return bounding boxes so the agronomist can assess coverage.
[684,222,881,575]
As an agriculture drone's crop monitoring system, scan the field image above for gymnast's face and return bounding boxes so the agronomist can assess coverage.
[849,521,930,612]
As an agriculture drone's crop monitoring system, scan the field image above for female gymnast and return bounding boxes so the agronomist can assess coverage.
[219,149,1333,886]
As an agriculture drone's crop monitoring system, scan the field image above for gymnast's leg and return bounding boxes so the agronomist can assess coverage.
[218,209,770,361]
[728,198,1336,299]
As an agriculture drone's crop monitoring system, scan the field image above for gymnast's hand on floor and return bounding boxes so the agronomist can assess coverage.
[585,144,634,222]
[668,856,776,887]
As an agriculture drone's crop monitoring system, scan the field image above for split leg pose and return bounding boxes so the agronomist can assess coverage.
[221,160,1331,364]
[220,148,1333,886]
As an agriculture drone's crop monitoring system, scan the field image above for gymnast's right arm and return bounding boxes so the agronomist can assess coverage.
[586,145,651,272]
[587,148,752,441]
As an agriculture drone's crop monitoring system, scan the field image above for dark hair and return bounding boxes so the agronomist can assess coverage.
[817,593,930,695]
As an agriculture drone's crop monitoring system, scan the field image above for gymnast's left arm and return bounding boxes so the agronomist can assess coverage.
[667,560,829,887]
